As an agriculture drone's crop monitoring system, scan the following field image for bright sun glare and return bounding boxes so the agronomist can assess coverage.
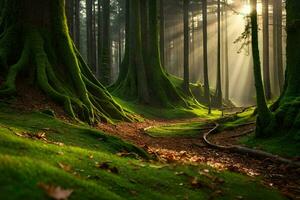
[241,3,262,15]
[241,5,251,15]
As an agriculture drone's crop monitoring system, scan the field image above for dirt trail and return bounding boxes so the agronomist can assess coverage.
[97,118,300,199]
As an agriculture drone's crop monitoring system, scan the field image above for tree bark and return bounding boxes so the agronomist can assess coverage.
[250,0,273,136]
[263,0,271,100]
[159,0,165,67]
[74,0,80,48]
[224,0,229,101]
[99,0,112,85]
[86,0,95,72]
[110,0,186,107]
[183,0,190,94]
[66,0,74,38]
[0,0,130,123]
[273,0,284,94]
[215,0,222,108]
[202,0,211,113]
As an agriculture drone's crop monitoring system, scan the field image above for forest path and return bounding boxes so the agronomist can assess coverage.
[97,118,300,199]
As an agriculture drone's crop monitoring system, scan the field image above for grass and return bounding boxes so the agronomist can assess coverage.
[0,104,287,200]
[115,97,221,120]
[241,134,300,158]
[145,122,205,137]
[220,107,256,130]
[218,106,300,158]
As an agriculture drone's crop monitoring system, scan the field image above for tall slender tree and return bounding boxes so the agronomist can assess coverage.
[263,0,271,100]
[74,0,81,48]
[202,0,211,113]
[224,0,229,101]
[215,0,222,107]
[86,0,95,72]
[273,0,284,93]
[159,0,165,67]
[183,0,190,94]
[99,0,112,85]
[250,0,273,136]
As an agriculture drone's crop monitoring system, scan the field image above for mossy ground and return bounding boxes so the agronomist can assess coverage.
[145,122,205,138]
[115,97,221,120]
[220,107,256,130]
[220,107,300,157]
[0,103,287,200]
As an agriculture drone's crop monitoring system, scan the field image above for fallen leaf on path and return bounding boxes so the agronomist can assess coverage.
[36,132,46,139]
[38,183,73,200]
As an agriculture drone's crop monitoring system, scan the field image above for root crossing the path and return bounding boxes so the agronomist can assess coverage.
[97,118,300,199]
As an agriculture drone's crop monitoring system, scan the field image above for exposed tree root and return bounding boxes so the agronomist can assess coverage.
[0,27,131,124]
[203,123,300,167]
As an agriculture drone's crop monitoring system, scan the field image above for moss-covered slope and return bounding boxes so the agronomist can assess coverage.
[0,105,286,200]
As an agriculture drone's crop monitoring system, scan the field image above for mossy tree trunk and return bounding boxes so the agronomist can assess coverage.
[99,0,111,86]
[250,0,274,136]
[271,0,300,137]
[111,0,187,107]
[0,0,131,123]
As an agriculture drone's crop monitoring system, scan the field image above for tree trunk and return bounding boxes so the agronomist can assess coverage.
[263,0,271,100]
[224,0,229,102]
[110,0,186,107]
[257,0,300,138]
[97,0,102,78]
[86,0,95,72]
[273,0,284,93]
[66,0,74,38]
[74,0,80,48]
[283,1,300,98]
[92,1,97,76]
[202,0,211,113]
[159,0,165,67]
[250,0,273,136]
[0,0,130,123]
[215,0,222,108]
[183,0,190,94]
[140,0,150,63]
[99,0,111,85]
[277,0,283,93]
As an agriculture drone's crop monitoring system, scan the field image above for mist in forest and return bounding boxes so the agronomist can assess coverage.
[161,0,286,106]
[78,0,286,107]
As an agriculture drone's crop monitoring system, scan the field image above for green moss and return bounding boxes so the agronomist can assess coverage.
[145,122,205,137]
[221,107,256,130]
[115,97,221,120]
[0,0,133,124]
[217,106,300,157]
[241,133,300,158]
[0,105,286,200]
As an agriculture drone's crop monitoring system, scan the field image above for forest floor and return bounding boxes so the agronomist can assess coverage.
[97,115,300,199]
[0,91,299,199]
